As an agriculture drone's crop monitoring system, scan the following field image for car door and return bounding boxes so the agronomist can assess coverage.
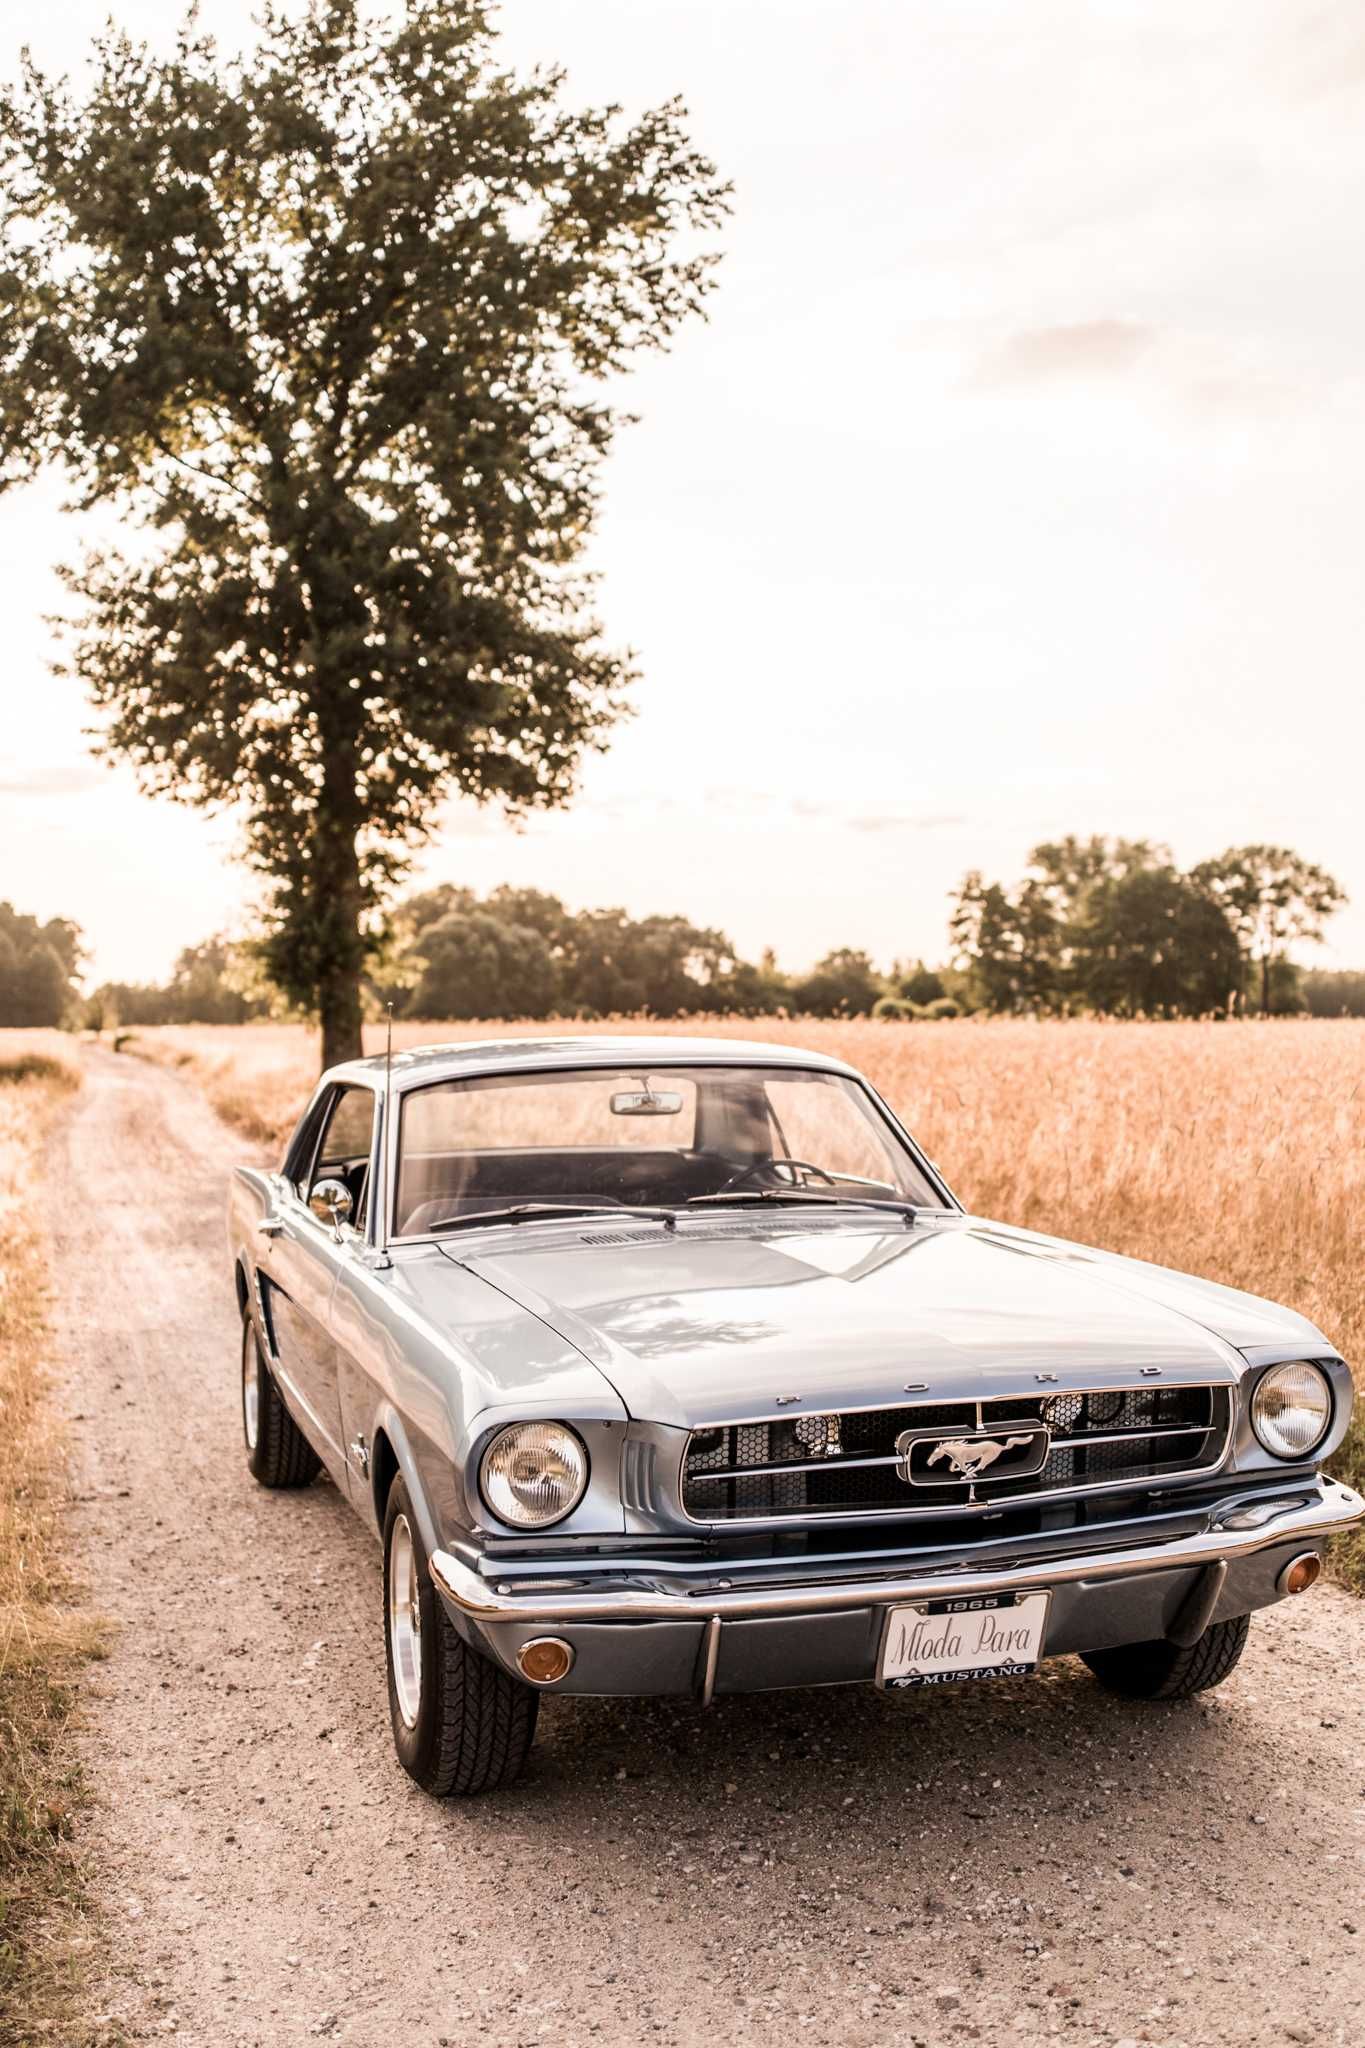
[259,1082,378,1488]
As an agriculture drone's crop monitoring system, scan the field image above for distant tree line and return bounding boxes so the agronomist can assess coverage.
[1300,969,1365,1018]
[78,888,963,1027]
[370,886,949,1021]
[949,838,1346,1018]
[8,834,1361,1035]
[0,902,83,1026]
[87,937,273,1030]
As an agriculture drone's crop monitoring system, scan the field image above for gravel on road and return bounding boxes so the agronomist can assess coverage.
[37,1049,1365,2048]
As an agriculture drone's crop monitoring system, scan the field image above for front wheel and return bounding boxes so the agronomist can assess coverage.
[241,1314,320,1489]
[383,1478,539,1796]
[1081,1613,1250,1701]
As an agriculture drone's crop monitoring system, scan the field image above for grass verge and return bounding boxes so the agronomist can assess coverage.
[0,1047,107,2044]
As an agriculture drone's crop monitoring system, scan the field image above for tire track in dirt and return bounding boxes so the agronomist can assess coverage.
[41,1050,1365,2047]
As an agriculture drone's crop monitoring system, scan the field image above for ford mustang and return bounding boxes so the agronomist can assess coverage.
[227,1036,1362,1795]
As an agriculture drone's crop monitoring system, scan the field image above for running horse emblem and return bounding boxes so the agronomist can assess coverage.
[927,1434,1035,1482]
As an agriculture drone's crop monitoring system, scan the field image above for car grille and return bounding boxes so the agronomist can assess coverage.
[681,1384,1231,1523]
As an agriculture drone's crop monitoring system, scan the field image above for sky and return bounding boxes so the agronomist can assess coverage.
[3,0,1364,984]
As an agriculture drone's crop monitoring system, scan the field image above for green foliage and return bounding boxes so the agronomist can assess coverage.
[950,837,1345,1019]
[896,960,946,1006]
[87,934,274,1029]
[394,887,768,1018]
[409,909,560,1020]
[0,905,83,1026]
[0,1,730,1066]
[948,872,1064,1013]
[1192,846,1347,1014]
[1070,865,1243,1018]
[1301,969,1365,1018]
[790,949,882,1018]
[872,993,961,1022]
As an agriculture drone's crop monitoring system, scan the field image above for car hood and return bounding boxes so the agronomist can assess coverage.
[441,1215,1325,1430]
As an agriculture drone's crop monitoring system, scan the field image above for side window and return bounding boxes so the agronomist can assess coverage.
[284,1088,333,1194]
[316,1087,377,1177]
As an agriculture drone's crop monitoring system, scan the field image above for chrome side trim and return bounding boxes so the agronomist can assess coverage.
[428,1479,1363,1626]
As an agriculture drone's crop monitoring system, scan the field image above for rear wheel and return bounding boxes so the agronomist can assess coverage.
[383,1477,538,1796]
[241,1314,320,1489]
[1082,1613,1250,1701]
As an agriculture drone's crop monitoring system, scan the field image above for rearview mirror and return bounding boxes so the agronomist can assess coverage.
[610,1088,684,1117]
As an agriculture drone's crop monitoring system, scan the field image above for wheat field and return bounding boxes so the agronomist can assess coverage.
[125,1015,1365,1580]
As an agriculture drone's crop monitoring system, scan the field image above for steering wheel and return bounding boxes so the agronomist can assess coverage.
[723,1157,838,1193]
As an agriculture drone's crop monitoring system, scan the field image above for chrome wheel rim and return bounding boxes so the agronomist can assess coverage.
[389,1515,422,1729]
[242,1322,260,1452]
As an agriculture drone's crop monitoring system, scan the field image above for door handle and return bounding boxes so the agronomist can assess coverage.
[257,1218,285,1237]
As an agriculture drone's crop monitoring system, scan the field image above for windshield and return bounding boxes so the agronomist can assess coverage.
[393,1064,940,1235]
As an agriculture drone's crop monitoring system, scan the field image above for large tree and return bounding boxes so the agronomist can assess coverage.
[1070,865,1243,1018]
[1192,845,1346,1015]
[0,1,729,1063]
[408,907,560,1020]
[948,870,1065,1013]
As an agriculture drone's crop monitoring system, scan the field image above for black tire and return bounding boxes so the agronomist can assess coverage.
[1082,1613,1250,1701]
[241,1314,320,1489]
[383,1478,539,1797]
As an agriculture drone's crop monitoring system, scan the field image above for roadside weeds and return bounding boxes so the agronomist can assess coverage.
[0,1048,109,2046]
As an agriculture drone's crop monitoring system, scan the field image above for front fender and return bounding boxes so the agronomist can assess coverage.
[366,1401,448,1561]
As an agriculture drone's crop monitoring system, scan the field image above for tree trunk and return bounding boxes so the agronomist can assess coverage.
[319,964,364,1071]
[1260,952,1271,1016]
[314,785,366,1071]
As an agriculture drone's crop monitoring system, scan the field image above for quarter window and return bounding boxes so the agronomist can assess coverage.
[316,1087,377,1173]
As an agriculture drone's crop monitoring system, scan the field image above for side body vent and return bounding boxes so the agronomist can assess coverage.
[621,1437,658,1514]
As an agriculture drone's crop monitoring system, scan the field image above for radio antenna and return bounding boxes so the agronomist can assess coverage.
[377,1001,395,1267]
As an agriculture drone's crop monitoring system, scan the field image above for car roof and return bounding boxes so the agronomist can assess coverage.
[326,1033,863,1094]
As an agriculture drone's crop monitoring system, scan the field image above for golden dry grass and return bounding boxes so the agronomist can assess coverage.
[0,1035,108,2038]
[127,1015,1365,1583]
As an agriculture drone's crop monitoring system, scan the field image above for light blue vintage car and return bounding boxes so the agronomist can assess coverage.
[228,1036,1362,1796]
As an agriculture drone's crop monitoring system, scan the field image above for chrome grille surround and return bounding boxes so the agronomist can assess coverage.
[681,1383,1232,1525]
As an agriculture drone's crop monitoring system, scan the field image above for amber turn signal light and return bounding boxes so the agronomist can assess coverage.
[516,1637,575,1684]
[1278,1553,1322,1597]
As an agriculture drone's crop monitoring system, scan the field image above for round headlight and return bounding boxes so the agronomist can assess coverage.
[1250,1362,1332,1460]
[480,1421,589,1529]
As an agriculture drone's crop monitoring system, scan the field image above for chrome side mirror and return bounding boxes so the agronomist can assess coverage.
[309,1177,353,1239]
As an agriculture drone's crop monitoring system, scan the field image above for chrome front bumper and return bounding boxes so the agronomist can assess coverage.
[429,1476,1363,1699]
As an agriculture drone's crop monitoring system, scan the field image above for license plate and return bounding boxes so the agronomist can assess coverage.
[877,1590,1051,1689]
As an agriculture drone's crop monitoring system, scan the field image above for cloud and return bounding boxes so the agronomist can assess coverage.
[712,792,965,832]
[0,761,105,797]
[972,320,1156,388]
[965,318,1319,420]
[849,812,966,834]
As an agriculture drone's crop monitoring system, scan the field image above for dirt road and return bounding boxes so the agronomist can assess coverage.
[38,1050,1365,2047]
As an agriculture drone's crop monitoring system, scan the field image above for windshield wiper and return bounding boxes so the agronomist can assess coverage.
[422,1202,677,1234]
[685,1190,920,1216]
